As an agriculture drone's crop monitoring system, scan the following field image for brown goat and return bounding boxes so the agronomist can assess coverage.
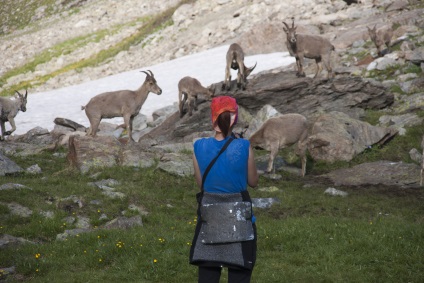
[178,76,214,118]
[249,114,309,176]
[367,24,393,57]
[283,20,334,79]
[223,43,257,91]
[82,70,162,142]
[0,90,28,140]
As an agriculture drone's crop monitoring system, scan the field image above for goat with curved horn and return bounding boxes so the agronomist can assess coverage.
[283,18,335,79]
[222,43,257,91]
[82,70,162,142]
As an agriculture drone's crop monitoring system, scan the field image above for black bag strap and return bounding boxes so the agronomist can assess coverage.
[201,137,234,191]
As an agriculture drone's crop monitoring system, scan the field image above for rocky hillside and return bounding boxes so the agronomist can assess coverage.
[0,0,422,96]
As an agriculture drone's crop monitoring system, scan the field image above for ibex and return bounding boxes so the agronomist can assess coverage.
[178,76,214,118]
[283,19,335,79]
[223,43,257,91]
[82,70,162,142]
[249,114,309,177]
[0,90,28,140]
[367,24,393,57]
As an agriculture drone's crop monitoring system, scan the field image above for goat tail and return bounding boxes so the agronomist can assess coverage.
[331,44,335,51]
[81,105,86,110]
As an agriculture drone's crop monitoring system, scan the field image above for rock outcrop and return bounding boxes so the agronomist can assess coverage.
[142,73,394,144]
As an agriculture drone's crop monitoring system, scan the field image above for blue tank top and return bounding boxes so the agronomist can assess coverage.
[194,136,250,194]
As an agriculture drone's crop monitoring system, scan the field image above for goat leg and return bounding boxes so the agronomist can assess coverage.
[323,55,333,79]
[236,72,242,89]
[128,116,134,142]
[188,96,193,116]
[4,118,16,136]
[88,117,101,137]
[226,75,232,91]
[0,123,4,140]
[314,59,323,79]
[223,66,231,90]
[193,94,198,112]
[123,114,132,141]
[267,145,279,173]
[386,43,391,54]
[179,92,187,117]
[296,57,306,77]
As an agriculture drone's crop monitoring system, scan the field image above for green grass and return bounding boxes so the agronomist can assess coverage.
[0,0,61,35]
[1,123,424,282]
[0,21,145,91]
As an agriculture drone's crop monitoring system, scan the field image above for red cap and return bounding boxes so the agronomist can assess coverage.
[210,96,238,125]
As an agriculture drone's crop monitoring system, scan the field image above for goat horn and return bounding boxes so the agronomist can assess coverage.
[147,70,154,77]
[282,21,290,29]
[140,71,150,77]
[291,17,295,28]
[25,89,28,98]
[15,90,22,97]
[250,62,257,71]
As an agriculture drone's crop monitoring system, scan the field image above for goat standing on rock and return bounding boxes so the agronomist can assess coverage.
[283,20,334,79]
[178,76,214,118]
[223,43,257,91]
[249,114,309,177]
[367,24,393,57]
[0,90,28,141]
[82,70,162,142]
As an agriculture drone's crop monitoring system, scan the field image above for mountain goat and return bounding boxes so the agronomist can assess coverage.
[249,114,309,176]
[82,70,162,142]
[283,19,335,79]
[0,90,28,140]
[178,76,214,118]
[367,24,393,57]
[223,43,257,91]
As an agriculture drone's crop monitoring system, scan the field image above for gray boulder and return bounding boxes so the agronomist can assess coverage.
[322,161,421,188]
[102,215,143,230]
[307,111,397,162]
[0,152,23,176]
[157,153,193,177]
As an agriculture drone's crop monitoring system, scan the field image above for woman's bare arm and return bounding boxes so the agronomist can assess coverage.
[247,146,259,188]
[192,153,202,188]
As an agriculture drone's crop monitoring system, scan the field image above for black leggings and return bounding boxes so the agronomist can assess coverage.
[198,266,252,283]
